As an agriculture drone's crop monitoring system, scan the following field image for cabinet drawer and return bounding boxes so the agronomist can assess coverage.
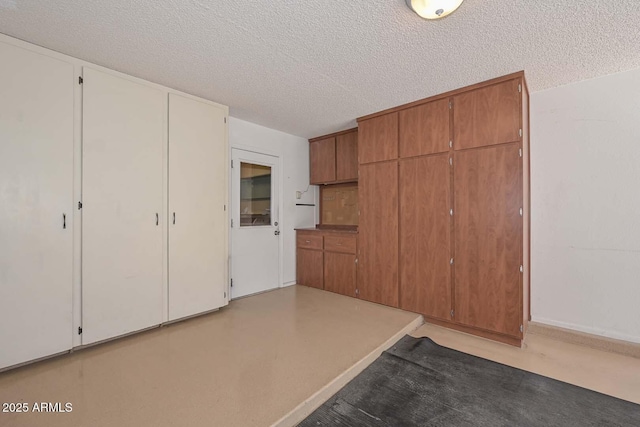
[297,233,323,250]
[324,235,357,254]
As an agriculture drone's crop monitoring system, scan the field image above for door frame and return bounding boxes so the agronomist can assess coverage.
[229,145,284,299]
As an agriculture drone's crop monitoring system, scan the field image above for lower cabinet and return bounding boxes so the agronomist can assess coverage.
[324,252,357,297]
[297,248,324,289]
[296,230,357,297]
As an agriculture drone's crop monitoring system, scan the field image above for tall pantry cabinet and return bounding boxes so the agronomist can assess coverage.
[0,35,229,370]
[357,72,530,346]
[168,94,228,321]
[82,69,229,344]
[82,68,166,344]
[0,41,75,370]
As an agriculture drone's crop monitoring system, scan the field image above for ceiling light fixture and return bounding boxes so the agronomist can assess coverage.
[405,0,465,20]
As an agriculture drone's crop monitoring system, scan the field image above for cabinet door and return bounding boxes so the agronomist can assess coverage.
[358,161,399,306]
[399,99,450,158]
[296,249,323,289]
[336,131,358,181]
[0,42,74,369]
[454,144,522,337]
[82,67,164,345]
[453,79,521,150]
[399,154,451,320]
[324,252,357,297]
[358,113,398,164]
[168,94,228,321]
[310,137,336,184]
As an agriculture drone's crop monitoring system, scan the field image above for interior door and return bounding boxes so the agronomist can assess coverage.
[168,94,228,321]
[230,149,280,298]
[0,42,74,369]
[82,67,165,345]
[454,143,522,337]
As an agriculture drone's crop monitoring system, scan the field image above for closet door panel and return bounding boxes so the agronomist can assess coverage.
[454,143,522,337]
[453,79,521,150]
[399,154,451,320]
[168,94,228,321]
[358,113,398,164]
[358,161,398,307]
[0,42,74,369]
[82,68,164,345]
[399,99,450,158]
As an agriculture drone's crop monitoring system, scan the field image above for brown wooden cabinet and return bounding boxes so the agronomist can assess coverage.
[324,235,357,297]
[296,230,357,297]
[453,79,521,151]
[310,137,336,184]
[358,113,398,164]
[355,71,529,346]
[399,98,450,158]
[309,129,358,185]
[296,231,324,289]
[399,154,452,321]
[296,248,323,289]
[454,143,522,337]
[336,131,358,181]
[358,161,398,307]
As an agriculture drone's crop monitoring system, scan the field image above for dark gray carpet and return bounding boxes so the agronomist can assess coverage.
[299,335,640,427]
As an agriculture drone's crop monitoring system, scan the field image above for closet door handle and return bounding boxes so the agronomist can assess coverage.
[156,213,159,226]
[173,212,176,225]
[63,213,66,229]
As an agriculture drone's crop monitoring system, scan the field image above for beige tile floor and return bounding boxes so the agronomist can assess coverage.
[412,323,640,405]
[0,286,421,427]
[2,287,639,427]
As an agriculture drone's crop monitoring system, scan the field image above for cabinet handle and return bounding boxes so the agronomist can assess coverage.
[173,212,176,225]
[63,213,66,229]
[156,213,159,226]
[305,240,310,243]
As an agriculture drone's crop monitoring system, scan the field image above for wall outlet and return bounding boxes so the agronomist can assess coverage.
[296,191,302,199]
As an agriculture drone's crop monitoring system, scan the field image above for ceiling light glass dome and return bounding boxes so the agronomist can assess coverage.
[405,0,465,20]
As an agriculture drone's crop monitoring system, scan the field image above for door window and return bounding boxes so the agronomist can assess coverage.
[240,162,272,226]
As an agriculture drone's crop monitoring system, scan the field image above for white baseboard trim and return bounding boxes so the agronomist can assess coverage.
[528,319,640,359]
[530,316,640,345]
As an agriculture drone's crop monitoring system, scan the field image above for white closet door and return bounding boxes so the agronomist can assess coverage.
[82,68,164,345]
[168,94,228,321]
[0,42,74,369]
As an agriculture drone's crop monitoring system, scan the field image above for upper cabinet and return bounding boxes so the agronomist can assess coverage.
[336,131,358,181]
[309,129,358,185]
[358,113,398,164]
[453,79,521,150]
[310,137,336,184]
[399,98,450,158]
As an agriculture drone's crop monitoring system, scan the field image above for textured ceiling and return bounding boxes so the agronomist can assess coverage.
[1,1,639,138]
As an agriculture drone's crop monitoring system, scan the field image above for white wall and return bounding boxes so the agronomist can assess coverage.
[228,117,317,286]
[531,66,640,343]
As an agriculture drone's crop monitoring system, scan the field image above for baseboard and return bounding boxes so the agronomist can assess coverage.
[531,316,640,344]
[423,316,522,347]
[528,321,640,359]
[271,315,425,427]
